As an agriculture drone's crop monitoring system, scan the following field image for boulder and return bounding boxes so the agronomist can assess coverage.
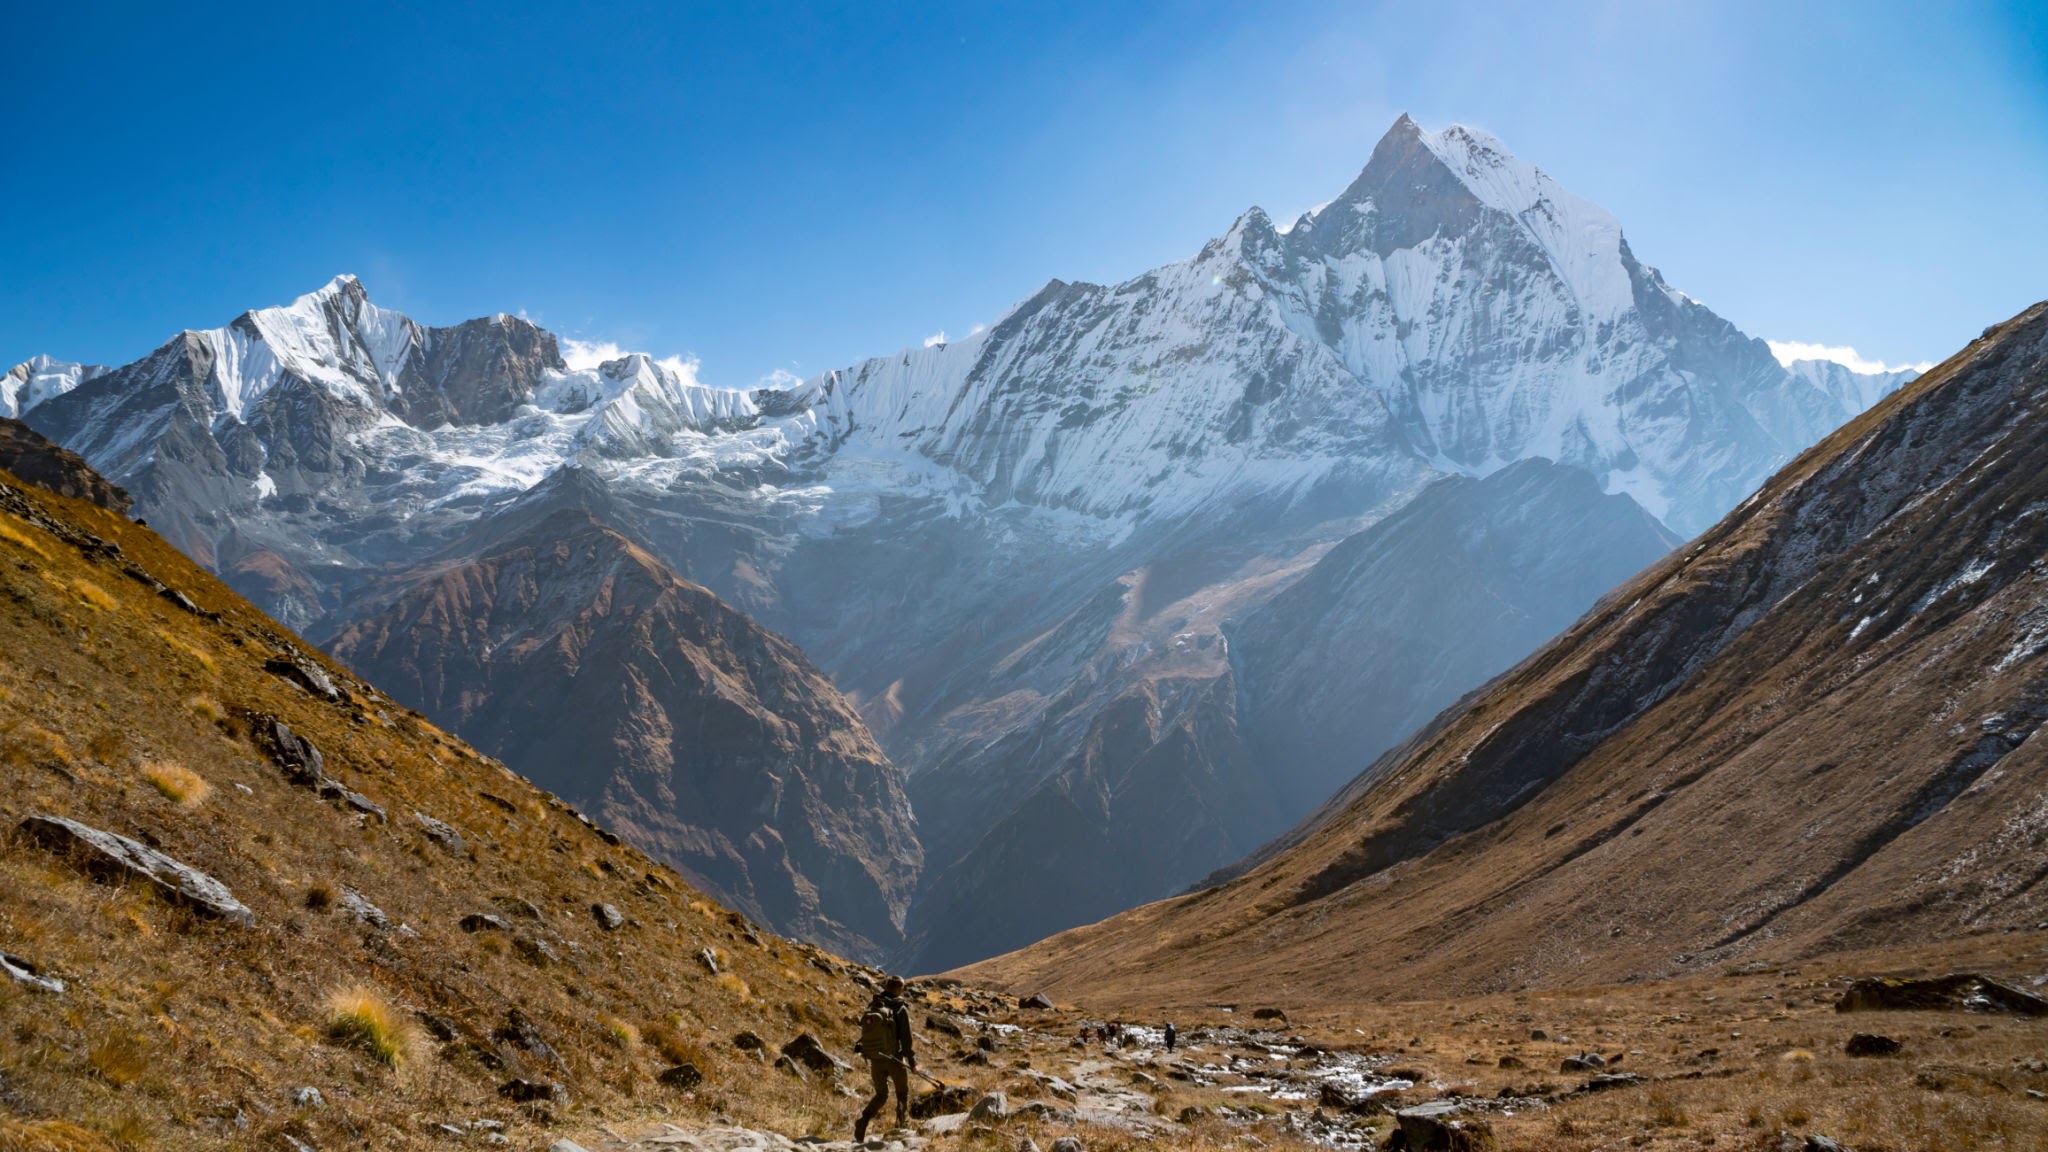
[496,1078,565,1104]
[1496,1055,1524,1070]
[1019,993,1054,1010]
[291,1086,324,1108]
[264,656,344,701]
[773,1054,807,1081]
[1559,1053,1605,1072]
[1576,1073,1646,1094]
[1252,1007,1289,1022]
[1844,1033,1903,1057]
[493,1009,561,1065]
[337,887,389,928]
[1387,1101,1499,1151]
[734,1030,766,1051]
[412,812,466,855]
[780,1031,849,1074]
[591,902,625,930]
[925,1014,964,1037]
[460,913,509,933]
[657,1062,704,1089]
[259,719,327,787]
[20,815,254,925]
[513,936,559,967]
[698,946,721,974]
[968,1092,1010,1122]
[911,1084,977,1118]
[0,950,64,994]
[1050,1139,1086,1152]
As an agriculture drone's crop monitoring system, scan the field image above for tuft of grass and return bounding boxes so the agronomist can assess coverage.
[86,1030,149,1087]
[153,630,217,675]
[68,579,117,612]
[601,1015,640,1049]
[142,759,211,807]
[326,986,411,1069]
[0,518,51,559]
[716,971,753,1000]
[181,694,224,723]
[0,1117,123,1152]
[304,881,337,911]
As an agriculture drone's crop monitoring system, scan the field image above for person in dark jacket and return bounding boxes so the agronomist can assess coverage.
[853,976,915,1142]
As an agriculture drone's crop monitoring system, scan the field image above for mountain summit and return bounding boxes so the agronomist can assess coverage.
[12,118,1913,967]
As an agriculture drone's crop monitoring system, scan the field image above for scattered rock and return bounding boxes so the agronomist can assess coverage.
[734,1030,766,1051]
[1803,1137,1853,1152]
[265,656,344,701]
[1844,1033,1903,1057]
[968,1092,1010,1122]
[413,812,466,855]
[1529,1029,1547,1041]
[19,814,254,925]
[258,718,327,787]
[460,913,509,933]
[698,947,721,975]
[319,781,386,819]
[977,1034,997,1052]
[780,1031,849,1074]
[281,1136,318,1152]
[1835,973,2048,1016]
[513,935,559,966]
[548,1141,591,1152]
[1575,1072,1647,1094]
[1496,1055,1524,1070]
[773,1054,807,1081]
[0,950,63,994]
[496,1078,565,1104]
[291,1086,324,1109]
[1019,993,1054,1010]
[336,887,389,928]
[418,1013,460,1042]
[1559,1053,1605,1072]
[1388,1101,1498,1151]
[925,1014,964,1038]
[493,1009,561,1065]
[658,1062,704,1089]
[1252,1007,1289,1022]
[592,902,624,930]
[494,895,544,920]
[1049,1139,1085,1152]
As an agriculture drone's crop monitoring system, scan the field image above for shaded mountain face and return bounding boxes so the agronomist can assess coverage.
[326,494,921,961]
[11,117,1910,969]
[958,303,2048,1006]
[0,417,131,513]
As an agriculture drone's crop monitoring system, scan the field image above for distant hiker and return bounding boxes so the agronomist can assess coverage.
[1164,1022,1177,1052]
[853,975,915,1142]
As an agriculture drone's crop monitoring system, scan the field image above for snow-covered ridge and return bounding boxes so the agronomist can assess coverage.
[3,355,109,419]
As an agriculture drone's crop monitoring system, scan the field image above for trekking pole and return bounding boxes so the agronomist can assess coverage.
[876,1051,947,1090]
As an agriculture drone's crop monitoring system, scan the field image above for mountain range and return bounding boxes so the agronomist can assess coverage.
[7,116,1913,968]
[964,301,2048,1004]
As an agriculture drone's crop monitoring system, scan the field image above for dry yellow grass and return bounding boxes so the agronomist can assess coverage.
[141,759,210,807]
[325,985,411,1068]
[0,518,50,559]
[0,1118,123,1152]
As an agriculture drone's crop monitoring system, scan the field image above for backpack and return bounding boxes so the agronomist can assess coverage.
[859,1000,899,1058]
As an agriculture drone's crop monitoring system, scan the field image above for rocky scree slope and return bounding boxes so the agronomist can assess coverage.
[960,301,2048,1005]
[0,442,900,1150]
[9,118,1911,972]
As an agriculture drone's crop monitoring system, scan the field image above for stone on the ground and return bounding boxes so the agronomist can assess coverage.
[260,718,327,786]
[494,1009,561,1064]
[911,1084,977,1118]
[734,1030,766,1050]
[460,913,509,933]
[1844,1033,1903,1057]
[1049,1139,1085,1152]
[496,1077,565,1103]
[1804,1137,1853,1152]
[1496,1055,1524,1069]
[968,1092,1009,1121]
[1559,1052,1605,1071]
[337,886,388,928]
[1577,1072,1646,1093]
[1389,1101,1499,1151]
[291,1086,324,1108]
[1252,1007,1288,1022]
[658,1062,704,1089]
[20,814,254,925]
[774,1054,807,1081]
[412,811,466,855]
[781,1031,849,1073]
[548,1142,591,1152]
[0,949,63,994]
[592,902,625,930]
[1019,993,1054,1010]
[265,655,344,701]
[698,946,721,974]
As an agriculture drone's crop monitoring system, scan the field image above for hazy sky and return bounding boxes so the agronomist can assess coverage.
[6,1,2043,382]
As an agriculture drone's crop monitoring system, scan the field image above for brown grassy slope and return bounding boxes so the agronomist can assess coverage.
[960,301,2048,1008]
[0,469,883,1149]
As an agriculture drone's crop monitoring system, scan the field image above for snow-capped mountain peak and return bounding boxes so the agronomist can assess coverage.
[3,354,110,419]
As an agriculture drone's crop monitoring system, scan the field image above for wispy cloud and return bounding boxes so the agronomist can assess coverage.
[1767,340,1933,375]
[559,338,629,371]
[923,331,948,348]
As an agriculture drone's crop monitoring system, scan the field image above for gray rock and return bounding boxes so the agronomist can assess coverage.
[781,1031,849,1074]
[658,1062,704,1089]
[265,656,343,701]
[336,887,388,928]
[1020,993,1054,1010]
[1394,1102,1499,1151]
[494,1009,561,1065]
[547,1141,591,1152]
[1577,1072,1646,1093]
[260,718,326,786]
[1559,1053,1605,1071]
[698,946,721,974]
[968,1092,1010,1121]
[459,913,509,933]
[496,1078,565,1104]
[291,1086,324,1108]
[20,814,253,925]
[0,950,63,994]
[734,1030,766,1050]
[774,1054,807,1081]
[412,811,466,855]
[592,902,625,930]
[1050,1139,1086,1152]
[1804,1137,1853,1152]
[1844,1033,1902,1057]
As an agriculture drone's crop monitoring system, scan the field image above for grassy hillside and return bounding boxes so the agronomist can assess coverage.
[0,462,884,1149]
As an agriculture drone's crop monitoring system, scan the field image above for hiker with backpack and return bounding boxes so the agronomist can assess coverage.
[853,975,916,1142]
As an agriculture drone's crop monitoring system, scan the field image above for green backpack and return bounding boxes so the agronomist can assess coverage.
[859,1001,899,1058]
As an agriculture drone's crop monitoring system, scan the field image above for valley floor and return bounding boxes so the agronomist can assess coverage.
[528,932,2048,1152]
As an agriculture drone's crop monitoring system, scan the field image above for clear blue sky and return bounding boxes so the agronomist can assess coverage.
[5,1,2043,382]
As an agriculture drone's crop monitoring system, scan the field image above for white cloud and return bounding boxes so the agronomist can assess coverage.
[969,323,987,337]
[560,338,628,371]
[923,331,948,348]
[1767,340,1933,375]
[756,368,804,389]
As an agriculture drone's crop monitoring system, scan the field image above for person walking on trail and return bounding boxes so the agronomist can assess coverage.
[853,976,915,1142]
[1164,1021,1177,1052]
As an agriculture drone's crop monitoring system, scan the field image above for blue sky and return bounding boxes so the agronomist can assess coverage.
[5,1,2043,382]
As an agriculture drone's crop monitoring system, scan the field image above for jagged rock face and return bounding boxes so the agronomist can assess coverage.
[10,118,1915,969]
[1228,459,1680,818]
[959,303,2048,1002]
[327,503,921,960]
